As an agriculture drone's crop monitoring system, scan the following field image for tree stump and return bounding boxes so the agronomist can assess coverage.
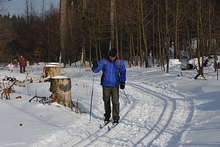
[49,76,74,110]
[42,63,60,78]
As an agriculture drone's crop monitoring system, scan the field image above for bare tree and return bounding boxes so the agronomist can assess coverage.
[0,15,16,60]
[60,0,67,66]
[110,0,115,48]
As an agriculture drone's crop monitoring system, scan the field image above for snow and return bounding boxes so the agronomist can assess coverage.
[51,76,69,79]
[0,61,220,147]
[45,62,60,68]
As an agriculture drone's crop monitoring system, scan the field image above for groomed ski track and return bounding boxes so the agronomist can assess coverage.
[31,68,194,147]
[64,68,194,147]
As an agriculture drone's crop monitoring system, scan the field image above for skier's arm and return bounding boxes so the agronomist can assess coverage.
[119,60,126,83]
[92,59,105,73]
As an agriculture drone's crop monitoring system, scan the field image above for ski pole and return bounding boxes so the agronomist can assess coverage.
[123,89,131,103]
[89,75,95,123]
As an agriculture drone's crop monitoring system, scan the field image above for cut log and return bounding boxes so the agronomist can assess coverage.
[49,76,74,110]
[42,63,60,78]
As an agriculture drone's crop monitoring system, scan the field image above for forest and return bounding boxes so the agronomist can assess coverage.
[0,0,220,73]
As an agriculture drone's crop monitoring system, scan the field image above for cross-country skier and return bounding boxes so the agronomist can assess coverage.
[92,48,126,125]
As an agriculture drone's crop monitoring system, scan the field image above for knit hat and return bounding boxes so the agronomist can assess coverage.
[108,48,117,57]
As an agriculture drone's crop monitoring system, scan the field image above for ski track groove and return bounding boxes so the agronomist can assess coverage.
[64,78,136,147]
[72,80,181,147]
[128,82,176,146]
[148,77,195,147]
[69,95,135,146]
[64,76,192,147]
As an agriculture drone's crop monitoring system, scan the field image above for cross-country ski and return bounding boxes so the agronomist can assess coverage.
[100,121,110,129]
[108,123,119,131]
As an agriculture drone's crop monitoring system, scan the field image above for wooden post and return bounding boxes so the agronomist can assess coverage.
[49,76,74,110]
[42,63,61,78]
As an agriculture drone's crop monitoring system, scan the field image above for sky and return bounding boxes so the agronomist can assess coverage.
[0,59,219,147]
[3,0,60,16]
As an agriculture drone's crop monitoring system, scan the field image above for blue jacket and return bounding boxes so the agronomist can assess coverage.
[92,58,126,87]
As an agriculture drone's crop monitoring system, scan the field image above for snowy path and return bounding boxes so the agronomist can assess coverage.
[67,96,135,147]
[60,71,194,147]
[128,82,177,146]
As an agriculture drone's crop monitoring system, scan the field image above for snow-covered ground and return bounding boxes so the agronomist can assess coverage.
[0,60,220,147]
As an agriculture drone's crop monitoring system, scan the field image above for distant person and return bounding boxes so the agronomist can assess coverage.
[6,62,14,72]
[18,55,26,73]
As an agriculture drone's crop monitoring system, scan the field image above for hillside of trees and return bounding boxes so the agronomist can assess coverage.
[1,0,220,73]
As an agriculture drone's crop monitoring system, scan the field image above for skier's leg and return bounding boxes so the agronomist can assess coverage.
[112,85,120,121]
[103,86,111,120]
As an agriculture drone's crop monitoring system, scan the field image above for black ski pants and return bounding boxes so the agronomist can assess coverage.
[20,66,25,73]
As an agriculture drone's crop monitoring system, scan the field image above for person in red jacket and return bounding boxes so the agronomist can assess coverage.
[18,55,26,73]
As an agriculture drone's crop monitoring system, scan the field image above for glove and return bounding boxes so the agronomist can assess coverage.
[120,82,125,89]
[92,60,98,68]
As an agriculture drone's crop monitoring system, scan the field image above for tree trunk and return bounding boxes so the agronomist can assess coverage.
[60,0,67,66]
[165,0,170,73]
[139,0,147,68]
[110,0,115,48]
[50,76,74,110]
[174,0,180,59]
